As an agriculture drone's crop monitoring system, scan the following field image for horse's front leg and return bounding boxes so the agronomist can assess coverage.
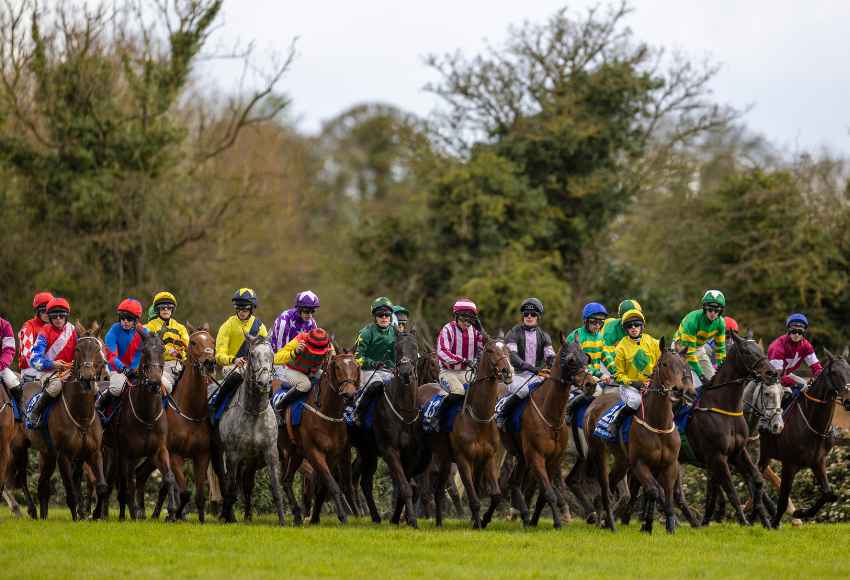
[264,445,287,527]
[134,457,157,519]
[280,449,303,525]
[712,454,750,526]
[306,448,346,525]
[241,461,256,522]
[732,447,771,528]
[153,445,177,522]
[384,447,416,528]
[57,455,78,521]
[795,459,835,520]
[359,448,381,524]
[37,452,57,520]
[194,452,210,524]
[454,453,483,529]
[773,462,798,528]
[661,463,679,534]
[170,454,190,521]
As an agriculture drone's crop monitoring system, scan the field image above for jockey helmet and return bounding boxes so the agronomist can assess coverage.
[520,297,544,316]
[452,298,478,316]
[785,313,808,329]
[304,328,332,355]
[582,302,608,321]
[32,291,55,310]
[232,288,258,309]
[620,309,645,329]
[724,316,739,333]
[294,290,320,309]
[701,289,726,308]
[392,305,410,316]
[153,291,177,310]
[46,297,71,317]
[371,297,394,316]
[117,298,143,320]
[617,299,642,318]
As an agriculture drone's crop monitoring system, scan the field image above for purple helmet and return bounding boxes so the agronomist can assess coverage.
[294,290,320,309]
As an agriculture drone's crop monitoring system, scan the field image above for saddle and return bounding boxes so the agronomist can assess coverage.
[496,382,544,433]
[24,392,58,432]
[592,401,633,443]
[421,393,463,434]
[271,387,309,427]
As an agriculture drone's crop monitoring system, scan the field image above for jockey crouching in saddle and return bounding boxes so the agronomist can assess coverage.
[673,290,727,388]
[144,291,189,397]
[562,302,611,415]
[211,289,268,414]
[424,298,485,432]
[601,299,643,381]
[271,290,320,354]
[27,298,78,427]
[768,313,823,401]
[350,297,397,427]
[0,309,22,421]
[96,299,146,416]
[272,327,333,416]
[495,298,555,429]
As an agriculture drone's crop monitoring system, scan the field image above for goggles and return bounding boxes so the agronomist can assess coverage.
[118,313,138,322]
[624,321,644,330]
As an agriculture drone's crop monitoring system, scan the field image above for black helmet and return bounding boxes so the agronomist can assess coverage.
[520,297,544,316]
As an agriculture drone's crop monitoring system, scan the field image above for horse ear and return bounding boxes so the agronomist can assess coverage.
[186,321,195,334]
[75,320,85,335]
[824,348,835,361]
[90,321,100,337]
[746,328,754,341]
[659,336,666,352]
[842,345,849,359]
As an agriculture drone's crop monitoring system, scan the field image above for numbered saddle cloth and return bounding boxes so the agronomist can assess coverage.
[25,392,58,431]
[592,401,633,443]
[421,393,463,434]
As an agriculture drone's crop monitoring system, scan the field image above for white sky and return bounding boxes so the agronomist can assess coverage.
[208,0,850,154]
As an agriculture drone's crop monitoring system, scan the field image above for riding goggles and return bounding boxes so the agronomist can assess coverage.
[299,308,316,315]
[788,328,806,336]
[118,314,138,322]
[48,312,68,320]
[522,310,539,318]
[624,321,644,330]
[703,305,723,314]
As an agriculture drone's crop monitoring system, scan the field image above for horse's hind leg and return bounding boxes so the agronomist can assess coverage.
[673,470,700,527]
[773,462,797,528]
[37,452,56,520]
[170,455,190,521]
[359,449,381,524]
[241,463,256,522]
[264,446,287,527]
[565,458,596,524]
[432,457,451,528]
[733,448,770,528]
[311,481,327,525]
[794,460,834,521]
[194,452,210,524]
[153,445,178,522]
[701,473,718,526]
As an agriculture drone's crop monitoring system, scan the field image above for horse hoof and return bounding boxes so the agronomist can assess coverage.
[790,518,802,528]
[371,516,381,524]
[585,512,598,525]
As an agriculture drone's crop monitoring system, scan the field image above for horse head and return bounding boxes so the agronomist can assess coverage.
[73,320,107,389]
[728,331,779,385]
[557,333,593,390]
[652,337,695,402]
[186,322,216,373]
[328,348,359,402]
[244,334,274,395]
[480,337,513,386]
[139,328,166,392]
[394,331,419,387]
[815,348,850,402]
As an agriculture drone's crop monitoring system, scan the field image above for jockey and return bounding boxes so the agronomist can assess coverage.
[674,290,727,386]
[27,297,77,427]
[611,309,661,432]
[707,315,739,365]
[601,299,642,372]
[213,288,268,411]
[392,305,410,333]
[144,291,189,396]
[495,298,556,429]
[0,313,22,420]
[97,299,146,414]
[272,327,333,415]
[270,290,319,352]
[351,297,397,426]
[18,291,54,382]
[767,313,823,392]
[567,302,609,379]
[425,298,485,431]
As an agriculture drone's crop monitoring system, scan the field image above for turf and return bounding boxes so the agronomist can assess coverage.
[0,513,845,578]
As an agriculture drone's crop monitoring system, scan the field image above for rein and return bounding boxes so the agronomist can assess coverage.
[127,385,164,430]
[694,345,770,417]
[461,344,511,424]
[61,387,97,433]
[793,361,845,439]
[303,354,357,423]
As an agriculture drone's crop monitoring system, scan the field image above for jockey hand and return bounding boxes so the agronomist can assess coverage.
[697,373,707,385]
[537,368,551,378]
[629,380,645,390]
[54,360,72,371]
[234,357,247,368]
[843,398,850,412]
[295,341,306,354]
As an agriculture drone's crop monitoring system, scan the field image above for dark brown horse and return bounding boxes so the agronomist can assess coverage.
[416,337,513,528]
[96,329,177,520]
[759,348,850,527]
[23,322,109,519]
[582,340,694,533]
[135,324,219,522]
[279,350,359,525]
[486,337,592,529]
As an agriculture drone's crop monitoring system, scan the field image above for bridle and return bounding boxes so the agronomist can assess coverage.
[462,340,512,424]
[795,358,850,439]
[72,335,107,388]
[634,351,689,434]
[166,330,215,424]
[303,352,358,423]
[701,340,773,392]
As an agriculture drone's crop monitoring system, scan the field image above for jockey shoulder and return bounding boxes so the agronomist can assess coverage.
[355,322,396,370]
[144,317,189,362]
[614,309,660,384]
[0,316,15,372]
[674,291,727,375]
[215,313,267,367]
[436,298,485,370]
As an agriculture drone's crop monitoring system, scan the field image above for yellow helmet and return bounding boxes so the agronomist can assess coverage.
[620,309,645,329]
[153,291,177,310]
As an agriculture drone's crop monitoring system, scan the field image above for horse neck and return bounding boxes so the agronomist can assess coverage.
[64,380,96,422]
[129,383,161,421]
[174,360,207,416]
[539,356,570,424]
[642,389,672,427]
[799,379,837,433]
[701,358,745,410]
[467,358,499,414]
[239,376,268,415]
[316,366,346,416]
[388,374,416,412]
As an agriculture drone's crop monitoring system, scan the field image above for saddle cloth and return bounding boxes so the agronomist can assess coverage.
[592,401,633,443]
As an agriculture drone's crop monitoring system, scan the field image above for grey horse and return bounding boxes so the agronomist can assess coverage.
[217,335,286,525]
[743,378,785,436]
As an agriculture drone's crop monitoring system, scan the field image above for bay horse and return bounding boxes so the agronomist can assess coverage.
[23,322,109,520]
[758,348,850,527]
[681,331,779,527]
[95,329,177,520]
[135,324,219,522]
[485,336,592,529]
[416,337,513,528]
[353,332,425,527]
[279,349,359,525]
[217,335,286,525]
[582,340,694,533]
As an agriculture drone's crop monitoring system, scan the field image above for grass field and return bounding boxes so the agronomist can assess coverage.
[0,512,846,579]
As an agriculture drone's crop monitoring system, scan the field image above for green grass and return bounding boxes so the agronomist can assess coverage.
[0,512,845,579]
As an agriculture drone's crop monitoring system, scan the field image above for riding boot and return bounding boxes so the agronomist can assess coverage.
[96,391,116,415]
[213,370,243,412]
[274,387,303,416]
[434,393,465,431]
[352,381,382,427]
[9,384,25,422]
[495,392,522,429]
[29,392,55,429]
[565,392,589,415]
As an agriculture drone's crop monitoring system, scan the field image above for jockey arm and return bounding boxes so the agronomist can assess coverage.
[274,337,300,366]
[0,327,15,371]
[29,334,54,371]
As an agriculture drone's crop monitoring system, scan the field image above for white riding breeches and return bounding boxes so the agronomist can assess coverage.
[161,360,183,395]
[280,367,311,393]
[439,369,467,395]
[108,371,129,396]
[44,374,63,397]
[507,371,542,398]
[619,384,642,411]
[0,367,20,389]
[359,369,393,389]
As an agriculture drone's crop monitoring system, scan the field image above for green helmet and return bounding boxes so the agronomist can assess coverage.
[701,290,726,307]
[371,296,394,315]
[618,299,642,318]
[392,305,409,316]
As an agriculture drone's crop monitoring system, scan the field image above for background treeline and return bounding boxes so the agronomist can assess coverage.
[2,0,849,351]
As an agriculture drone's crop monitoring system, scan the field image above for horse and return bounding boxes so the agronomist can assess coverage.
[485,336,592,529]
[582,340,694,533]
[758,348,850,527]
[135,323,219,522]
[278,349,359,525]
[95,329,177,520]
[416,337,513,528]
[353,331,425,527]
[680,331,779,528]
[23,322,109,520]
[217,334,286,525]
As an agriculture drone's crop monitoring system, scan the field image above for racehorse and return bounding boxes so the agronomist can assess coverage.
[279,349,359,525]
[486,336,592,529]
[135,324,219,522]
[582,340,694,533]
[217,334,286,525]
[681,332,778,527]
[758,348,850,527]
[416,337,513,528]
[23,322,109,520]
[353,332,426,527]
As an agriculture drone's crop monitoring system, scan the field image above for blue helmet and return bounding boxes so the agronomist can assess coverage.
[785,313,808,329]
[582,302,608,321]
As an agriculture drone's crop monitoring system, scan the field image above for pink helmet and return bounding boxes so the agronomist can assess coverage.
[452,298,478,315]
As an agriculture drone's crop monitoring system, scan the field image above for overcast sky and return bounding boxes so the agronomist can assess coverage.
[207,1,850,154]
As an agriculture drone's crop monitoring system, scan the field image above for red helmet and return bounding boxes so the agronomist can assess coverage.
[117,298,143,319]
[452,298,478,315]
[304,328,331,355]
[33,291,55,309]
[46,297,71,316]
[724,316,739,333]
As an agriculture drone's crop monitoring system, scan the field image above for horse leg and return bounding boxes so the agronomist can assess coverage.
[135,457,157,519]
[281,452,303,526]
[480,454,503,530]
[448,467,464,517]
[306,448,346,525]
[701,473,718,526]
[264,445,287,527]
[241,461,256,522]
[359,449,381,524]
[592,446,615,531]
[673,471,701,528]
[432,457,451,528]
[384,448,416,528]
[194,452,209,524]
[662,464,679,534]
[795,459,834,520]
[762,464,788,515]
[713,455,750,526]
[630,461,660,534]
[220,456,240,524]
[120,454,137,520]
[312,481,327,525]
[37,452,56,520]
[732,448,770,528]
[564,458,596,524]
[154,445,178,523]
[773,462,797,528]
[455,455,482,529]
[71,461,84,520]
[171,455,190,521]
[485,454,517,527]
[622,472,642,526]
[57,455,78,521]
[338,445,357,517]
[528,454,561,529]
